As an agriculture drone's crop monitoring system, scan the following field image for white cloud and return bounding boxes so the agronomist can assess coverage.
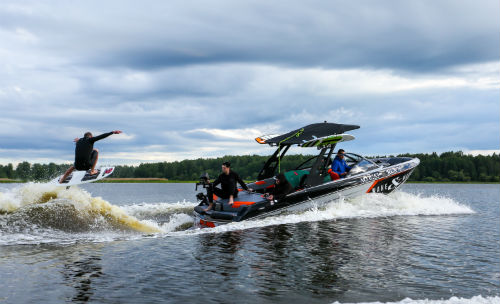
[464,149,500,156]
[14,28,38,43]
[108,133,136,141]
[0,1,498,165]
[242,62,500,97]
[187,128,262,140]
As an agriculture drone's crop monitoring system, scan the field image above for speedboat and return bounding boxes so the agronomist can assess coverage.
[193,122,420,228]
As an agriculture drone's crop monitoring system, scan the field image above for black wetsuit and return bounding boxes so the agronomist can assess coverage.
[74,132,113,170]
[270,180,293,201]
[208,171,248,203]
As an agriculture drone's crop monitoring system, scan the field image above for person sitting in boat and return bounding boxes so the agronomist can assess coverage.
[204,161,253,211]
[266,173,293,204]
[59,130,122,183]
[331,149,351,178]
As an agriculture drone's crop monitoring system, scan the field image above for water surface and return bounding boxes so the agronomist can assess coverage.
[0,183,498,303]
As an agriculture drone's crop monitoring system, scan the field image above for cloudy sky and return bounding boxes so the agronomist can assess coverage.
[0,0,498,165]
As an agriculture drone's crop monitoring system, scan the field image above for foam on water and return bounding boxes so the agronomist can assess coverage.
[173,190,474,236]
[158,213,195,232]
[332,295,500,304]
[122,200,197,217]
[121,201,197,232]
[0,184,476,244]
[0,183,161,238]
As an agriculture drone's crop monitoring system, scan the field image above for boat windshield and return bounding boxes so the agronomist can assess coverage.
[344,153,363,167]
[295,155,317,170]
[345,154,380,176]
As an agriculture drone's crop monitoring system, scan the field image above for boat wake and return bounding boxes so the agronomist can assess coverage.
[332,295,500,304]
[175,190,474,236]
[0,184,474,245]
[0,184,193,245]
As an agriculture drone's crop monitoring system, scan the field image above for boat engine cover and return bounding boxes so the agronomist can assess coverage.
[210,211,234,220]
[194,206,206,214]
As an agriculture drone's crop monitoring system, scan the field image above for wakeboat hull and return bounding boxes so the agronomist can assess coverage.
[194,156,419,228]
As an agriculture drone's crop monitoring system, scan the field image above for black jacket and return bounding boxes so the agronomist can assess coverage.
[75,132,113,164]
[213,170,248,196]
[271,180,293,201]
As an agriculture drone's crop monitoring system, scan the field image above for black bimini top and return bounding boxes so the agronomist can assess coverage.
[263,122,360,145]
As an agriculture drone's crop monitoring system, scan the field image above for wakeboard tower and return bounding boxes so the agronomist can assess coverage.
[193,122,420,228]
[50,166,115,186]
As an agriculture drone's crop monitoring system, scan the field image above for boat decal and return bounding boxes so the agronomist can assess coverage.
[366,169,413,193]
[231,201,256,208]
[104,168,114,174]
[360,161,416,184]
[199,219,216,228]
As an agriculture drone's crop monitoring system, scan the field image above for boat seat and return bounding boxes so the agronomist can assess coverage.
[327,169,340,181]
[284,170,309,189]
[299,174,309,188]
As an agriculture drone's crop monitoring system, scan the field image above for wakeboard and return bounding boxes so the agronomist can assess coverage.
[50,166,115,186]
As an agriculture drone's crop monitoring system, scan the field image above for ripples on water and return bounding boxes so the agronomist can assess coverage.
[0,183,498,303]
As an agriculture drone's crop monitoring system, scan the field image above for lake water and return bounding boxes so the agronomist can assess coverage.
[0,183,498,304]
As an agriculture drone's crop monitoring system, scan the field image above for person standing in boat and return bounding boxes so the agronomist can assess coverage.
[331,149,351,178]
[204,161,253,211]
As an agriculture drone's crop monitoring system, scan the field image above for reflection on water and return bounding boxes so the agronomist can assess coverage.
[62,254,103,302]
[195,231,244,281]
[252,221,353,300]
[0,183,498,304]
[192,221,356,302]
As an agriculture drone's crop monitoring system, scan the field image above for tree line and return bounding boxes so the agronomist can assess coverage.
[398,151,499,182]
[0,151,498,182]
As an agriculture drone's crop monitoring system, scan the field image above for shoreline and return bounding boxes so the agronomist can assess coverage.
[0,178,498,184]
[96,178,196,183]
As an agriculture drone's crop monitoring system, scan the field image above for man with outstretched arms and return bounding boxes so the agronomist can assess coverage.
[59,130,122,183]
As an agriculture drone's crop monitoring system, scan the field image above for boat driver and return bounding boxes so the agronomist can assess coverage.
[204,161,253,211]
[331,149,351,178]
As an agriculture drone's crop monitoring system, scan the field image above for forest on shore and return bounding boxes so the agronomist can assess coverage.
[0,151,498,183]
